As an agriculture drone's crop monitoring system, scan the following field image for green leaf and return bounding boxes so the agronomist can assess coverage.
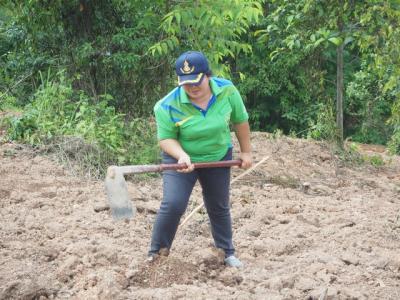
[328,37,342,46]
[254,29,268,37]
[314,37,326,47]
[344,36,354,46]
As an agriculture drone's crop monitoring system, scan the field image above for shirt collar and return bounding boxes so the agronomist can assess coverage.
[179,77,222,104]
[180,86,191,103]
[209,77,222,96]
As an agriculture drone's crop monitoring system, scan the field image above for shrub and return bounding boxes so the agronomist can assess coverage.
[388,98,400,154]
[6,72,159,177]
[308,102,337,142]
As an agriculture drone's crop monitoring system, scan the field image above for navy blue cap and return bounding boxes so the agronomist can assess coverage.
[175,51,210,86]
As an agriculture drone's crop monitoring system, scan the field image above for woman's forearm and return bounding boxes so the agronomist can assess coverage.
[159,139,194,172]
[233,122,251,153]
[159,139,188,160]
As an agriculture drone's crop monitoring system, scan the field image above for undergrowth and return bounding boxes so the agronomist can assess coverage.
[2,72,159,178]
[335,142,387,168]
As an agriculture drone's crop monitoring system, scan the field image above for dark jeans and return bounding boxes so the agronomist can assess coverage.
[149,148,235,257]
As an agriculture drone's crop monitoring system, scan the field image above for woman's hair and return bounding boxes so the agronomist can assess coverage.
[205,69,213,77]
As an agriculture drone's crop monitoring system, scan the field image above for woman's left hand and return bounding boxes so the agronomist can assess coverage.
[239,152,252,169]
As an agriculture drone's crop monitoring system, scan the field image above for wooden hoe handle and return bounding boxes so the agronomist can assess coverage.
[112,160,242,175]
[161,159,242,171]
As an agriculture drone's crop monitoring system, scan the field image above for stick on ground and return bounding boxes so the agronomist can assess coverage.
[179,155,270,227]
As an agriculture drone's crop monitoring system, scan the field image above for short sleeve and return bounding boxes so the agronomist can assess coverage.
[229,86,249,124]
[154,105,178,140]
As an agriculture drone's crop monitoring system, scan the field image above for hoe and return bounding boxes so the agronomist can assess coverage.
[105,160,242,220]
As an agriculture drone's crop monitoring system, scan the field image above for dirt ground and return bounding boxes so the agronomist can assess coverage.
[1,132,400,300]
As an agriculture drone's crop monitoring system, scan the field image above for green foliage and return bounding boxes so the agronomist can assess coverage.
[238,14,332,136]
[388,99,400,154]
[388,130,400,154]
[271,128,284,140]
[346,67,394,145]
[1,0,400,174]
[308,103,337,141]
[245,0,399,148]
[0,94,18,111]
[334,142,364,167]
[1,0,172,115]
[364,154,385,167]
[339,142,386,167]
[149,0,263,77]
[6,73,158,175]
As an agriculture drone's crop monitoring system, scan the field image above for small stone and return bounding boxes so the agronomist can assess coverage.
[43,248,59,262]
[93,205,110,212]
[46,231,56,240]
[302,182,311,193]
[319,153,332,162]
[278,217,290,224]
[341,252,359,266]
[247,229,261,237]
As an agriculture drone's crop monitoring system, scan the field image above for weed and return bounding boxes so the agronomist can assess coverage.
[364,154,385,167]
[271,129,284,139]
[4,72,159,177]
[334,143,364,167]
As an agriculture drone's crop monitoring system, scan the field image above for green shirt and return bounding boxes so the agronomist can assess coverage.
[153,77,248,162]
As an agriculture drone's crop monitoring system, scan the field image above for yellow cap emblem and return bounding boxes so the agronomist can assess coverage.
[180,60,195,74]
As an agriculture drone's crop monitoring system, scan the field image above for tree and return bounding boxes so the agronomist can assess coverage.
[1,0,175,114]
[149,0,263,77]
[256,0,400,147]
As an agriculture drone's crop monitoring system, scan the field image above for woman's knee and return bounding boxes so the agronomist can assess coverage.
[159,197,188,215]
[206,205,230,218]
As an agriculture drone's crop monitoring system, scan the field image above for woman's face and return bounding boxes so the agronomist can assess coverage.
[182,75,211,101]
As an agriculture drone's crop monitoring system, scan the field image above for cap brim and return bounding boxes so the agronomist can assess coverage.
[178,73,204,86]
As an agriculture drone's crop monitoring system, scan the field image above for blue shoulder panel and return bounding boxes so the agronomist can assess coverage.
[213,77,233,88]
[160,87,180,110]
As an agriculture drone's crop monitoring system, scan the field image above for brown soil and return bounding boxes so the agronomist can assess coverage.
[1,132,400,299]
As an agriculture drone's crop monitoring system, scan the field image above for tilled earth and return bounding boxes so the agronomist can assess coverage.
[1,132,400,299]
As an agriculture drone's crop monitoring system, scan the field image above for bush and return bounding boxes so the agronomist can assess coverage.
[5,72,159,177]
[388,98,400,154]
[346,69,394,145]
[0,94,19,111]
[308,102,337,142]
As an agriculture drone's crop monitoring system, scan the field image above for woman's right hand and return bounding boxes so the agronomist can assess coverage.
[177,153,194,173]
[159,139,194,172]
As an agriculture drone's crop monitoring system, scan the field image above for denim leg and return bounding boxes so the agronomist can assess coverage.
[149,154,198,255]
[198,149,234,257]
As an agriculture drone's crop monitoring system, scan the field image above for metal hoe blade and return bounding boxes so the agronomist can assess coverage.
[105,167,135,220]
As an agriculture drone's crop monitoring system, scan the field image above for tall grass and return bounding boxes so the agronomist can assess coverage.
[3,71,159,178]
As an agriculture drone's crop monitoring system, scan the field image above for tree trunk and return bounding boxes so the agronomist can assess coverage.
[336,42,344,146]
[336,4,344,147]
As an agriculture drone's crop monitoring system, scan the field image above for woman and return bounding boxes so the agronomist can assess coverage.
[149,51,252,267]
